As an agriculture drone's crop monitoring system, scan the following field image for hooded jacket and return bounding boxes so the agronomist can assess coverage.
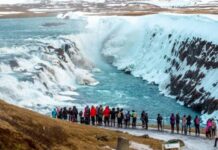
[90,106,97,117]
[103,106,110,117]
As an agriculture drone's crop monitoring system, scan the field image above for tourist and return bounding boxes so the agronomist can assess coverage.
[182,115,187,135]
[116,107,120,127]
[103,106,110,126]
[124,110,131,128]
[157,114,163,131]
[214,122,218,147]
[79,110,84,124]
[56,107,60,118]
[170,113,175,133]
[71,107,76,122]
[90,105,96,125]
[98,105,103,126]
[117,109,123,128]
[58,108,63,119]
[110,108,116,127]
[145,113,149,130]
[72,106,78,122]
[176,113,180,134]
[96,106,99,125]
[52,108,57,118]
[141,110,146,128]
[194,115,200,136]
[187,115,192,135]
[120,109,124,128]
[84,106,90,125]
[69,107,73,122]
[212,119,217,138]
[206,119,212,138]
[63,107,68,120]
[132,110,137,128]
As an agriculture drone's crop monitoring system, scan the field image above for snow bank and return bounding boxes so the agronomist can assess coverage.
[129,141,153,150]
[130,0,218,8]
[0,0,105,5]
[0,11,24,15]
[57,11,86,20]
[0,0,41,5]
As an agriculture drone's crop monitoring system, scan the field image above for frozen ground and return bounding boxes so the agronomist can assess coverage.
[105,127,215,150]
[0,0,218,7]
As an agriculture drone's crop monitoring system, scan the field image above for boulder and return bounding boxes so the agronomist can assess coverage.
[95,135,109,142]
[140,134,149,138]
[166,139,185,147]
[116,137,129,150]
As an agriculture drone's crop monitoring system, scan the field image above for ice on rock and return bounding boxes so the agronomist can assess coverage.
[73,14,218,122]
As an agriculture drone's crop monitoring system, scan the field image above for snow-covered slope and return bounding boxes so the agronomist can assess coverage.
[1,0,218,6]
[0,0,41,5]
[139,0,218,8]
[70,14,218,120]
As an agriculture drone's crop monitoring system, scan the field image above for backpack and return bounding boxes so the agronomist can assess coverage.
[85,108,90,116]
[117,112,121,118]
[133,112,137,118]
[195,118,200,125]
[212,122,216,129]
[126,113,130,120]
[98,108,103,117]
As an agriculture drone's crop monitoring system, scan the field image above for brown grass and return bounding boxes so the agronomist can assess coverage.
[0,100,163,150]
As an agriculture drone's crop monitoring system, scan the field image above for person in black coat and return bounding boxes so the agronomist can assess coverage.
[141,111,146,128]
[63,107,68,120]
[157,114,163,131]
[176,113,180,134]
[187,115,192,135]
[110,108,116,127]
[145,113,149,130]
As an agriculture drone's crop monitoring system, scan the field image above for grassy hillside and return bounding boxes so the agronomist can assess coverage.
[0,100,162,150]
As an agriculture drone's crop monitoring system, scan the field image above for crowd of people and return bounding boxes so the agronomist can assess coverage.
[51,105,218,146]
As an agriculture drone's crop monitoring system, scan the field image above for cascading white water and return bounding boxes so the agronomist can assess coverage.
[0,36,98,113]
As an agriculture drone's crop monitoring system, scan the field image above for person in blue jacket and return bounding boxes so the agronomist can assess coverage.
[52,108,57,119]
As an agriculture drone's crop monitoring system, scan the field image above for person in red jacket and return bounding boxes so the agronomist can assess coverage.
[103,106,110,126]
[90,105,96,125]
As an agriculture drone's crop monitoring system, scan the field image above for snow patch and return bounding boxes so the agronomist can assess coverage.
[129,141,153,150]
[57,11,86,20]
[108,128,214,150]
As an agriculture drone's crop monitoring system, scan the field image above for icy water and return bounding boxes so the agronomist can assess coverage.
[0,17,87,46]
[0,16,199,122]
[76,64,199,121]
